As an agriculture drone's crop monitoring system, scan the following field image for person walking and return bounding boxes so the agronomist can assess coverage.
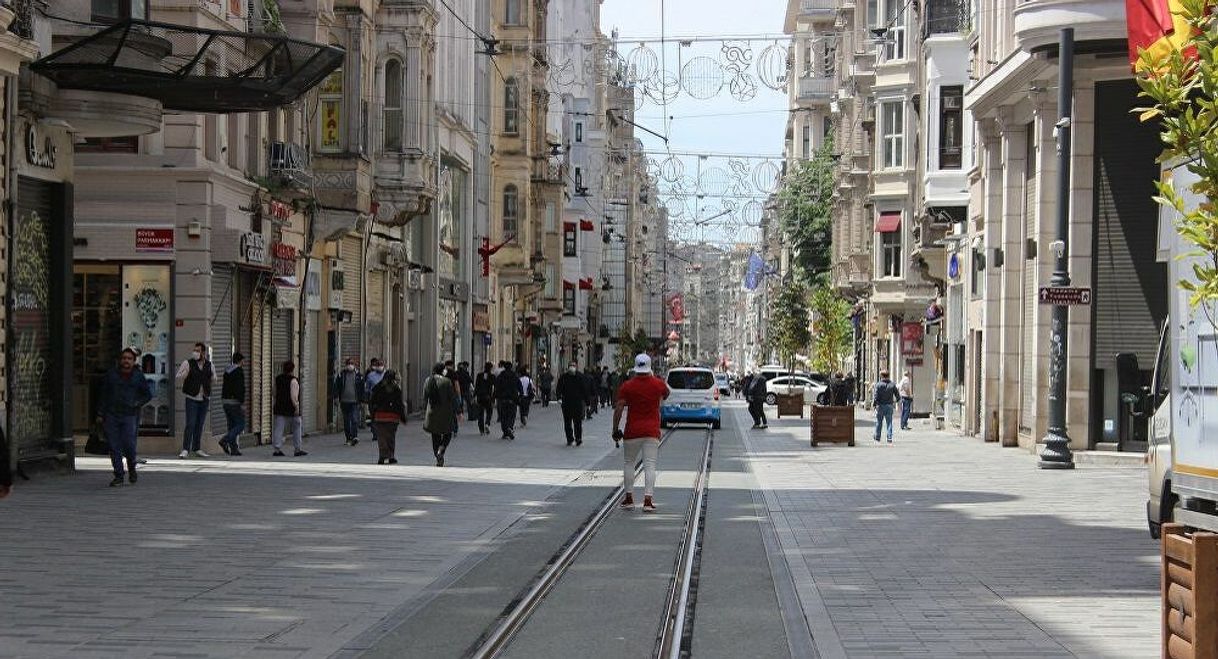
[175,342,215,458]
[898,370,914,430]
[612,354,670,513]
[424,363,460,466]
[746,372,768,429]
[474,362,495,435]
[538,366,554,408]
[98,348,152,486]
[828,371,851,407]
[599,366,612,408]
[455,361,474,425]
[333,357,365,446]
[363,357,386,441]
[557,361,587,446]
[220,352,246,456]
[272,361,308,457]
[494,361,522,440]
[368,369,407,465]
[583,366,598,419]
[518,365,534,427]
[872,370,899,443]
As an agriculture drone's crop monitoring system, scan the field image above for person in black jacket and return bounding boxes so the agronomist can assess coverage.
[98,348,153,486]
[494,360,522,440]
[556,361,587,446]
[473,362,495,435]
[220,352,246,456]
[368,370,407,464]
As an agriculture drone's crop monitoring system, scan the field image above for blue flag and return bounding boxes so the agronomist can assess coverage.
[744,252,764,290]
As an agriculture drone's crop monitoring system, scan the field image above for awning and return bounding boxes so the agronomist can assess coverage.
[30,20,344,113]
[875,211,901,233]
[273,275,299,288]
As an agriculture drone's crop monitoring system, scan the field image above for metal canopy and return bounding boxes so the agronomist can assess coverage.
[30,20,344,113]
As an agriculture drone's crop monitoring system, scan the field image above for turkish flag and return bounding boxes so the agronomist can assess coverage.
[1126,0,1197,71]
[667,293,686,323]
[579,219,595,231]
[578,277,594,290]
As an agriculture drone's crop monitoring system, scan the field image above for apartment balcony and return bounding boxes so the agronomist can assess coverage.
[0,1,37,76]
[1013,0,1127,52]
[268,141,313,194]
[796,74,835,103]
[923,0,971,38]
[313,153,373,215]
[531,156,566,187]
[785,0,836,31]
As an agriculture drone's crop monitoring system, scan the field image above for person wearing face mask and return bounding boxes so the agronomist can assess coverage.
[556,361,587,446]
[332,357,365,446]
[473,361,495,435]
[175,342,215,459]
[363,358,386,441]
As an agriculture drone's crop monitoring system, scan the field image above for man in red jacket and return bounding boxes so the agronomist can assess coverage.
[612,353,670,513]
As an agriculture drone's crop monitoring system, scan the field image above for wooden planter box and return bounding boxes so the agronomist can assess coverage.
[775,393,805,419]
[1162,524,1218,659]
[811,405,854,447]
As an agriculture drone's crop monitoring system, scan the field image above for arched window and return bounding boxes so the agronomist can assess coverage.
[503,77,519,134]
[505,0,522,25]
[383,58,404,151]
[503,185,519,239]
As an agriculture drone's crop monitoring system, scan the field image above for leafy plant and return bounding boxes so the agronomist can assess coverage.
[1135,0,1218,309]
[810,286,853,375]
[776,133,836,284]
[770,280,811,371]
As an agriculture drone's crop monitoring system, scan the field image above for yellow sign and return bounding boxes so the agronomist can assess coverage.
[321,100,340,151]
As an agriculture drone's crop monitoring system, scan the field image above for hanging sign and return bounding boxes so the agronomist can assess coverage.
[900,322,924,357]
[271,242,298,279]
[239,232,268,266]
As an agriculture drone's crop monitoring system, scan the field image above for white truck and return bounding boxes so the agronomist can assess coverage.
[1148,163,1218,536]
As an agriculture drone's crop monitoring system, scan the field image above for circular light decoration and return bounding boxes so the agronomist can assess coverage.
[644,71,681,104]
[681,56,725,100]
[753,160,781,194]
[625,44,660,86]
[660,156,684,183]
[757,42,790,91]
[728,73,758,102]
[741,200,764,226]
[698,167,730,196]
[720,41,754,76]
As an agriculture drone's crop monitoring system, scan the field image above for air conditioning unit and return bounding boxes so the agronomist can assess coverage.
[407,269,424,290]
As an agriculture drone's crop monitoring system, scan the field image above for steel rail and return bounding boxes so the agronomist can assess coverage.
[655,428,714,659]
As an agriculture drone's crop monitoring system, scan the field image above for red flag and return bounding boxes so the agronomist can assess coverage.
[579,219,595,231]
[578,277,594,290]
[667,293,686,323]
[1127,0,1197,71]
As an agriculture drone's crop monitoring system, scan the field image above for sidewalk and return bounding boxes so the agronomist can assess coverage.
[0,403,621,658]
[732,402,1160,658]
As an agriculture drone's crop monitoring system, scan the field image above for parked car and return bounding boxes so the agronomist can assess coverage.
[661,367,722,429]
[765,375,826,406]
[713,372,730,397]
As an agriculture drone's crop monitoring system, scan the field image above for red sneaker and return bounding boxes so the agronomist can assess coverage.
[620,493,635,509]
[643,496,656,513]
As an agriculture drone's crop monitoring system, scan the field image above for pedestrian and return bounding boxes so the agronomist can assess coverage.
[474,361,495,435]
[608,369,621,402]
[845,372,858,405]
[873,370,899,443]
[363,357,386,440]
[220,352,246,456]
[599,366,612,407]
[272,361,308,457]
[557,361,587,446]
[518,365,534,427]
[898,370,913,430]
[368,369,407,465]
[746,370,768,429]
[175,342,215,458]
[455,361,474,424]
[612,354,670,513]
[333,357,365,446]
[538,366,554,408]
[98,347,152,486]
[424,363,460,466]
[494,360,522,440]
[828,371,850,407]
[584,366,598,419]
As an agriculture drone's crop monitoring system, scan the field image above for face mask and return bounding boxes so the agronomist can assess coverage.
[375,366,385,373]
[346,365,355,372]
[191,351,201,361]
[569,366,577,372]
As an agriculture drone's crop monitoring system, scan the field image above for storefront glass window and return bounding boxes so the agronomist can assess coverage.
[72,266,122,432]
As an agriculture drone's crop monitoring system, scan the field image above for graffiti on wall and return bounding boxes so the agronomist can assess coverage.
[10,209,52,448]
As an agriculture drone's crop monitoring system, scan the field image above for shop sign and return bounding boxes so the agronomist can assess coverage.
[329,265,344,309]
[305,260,322,311]
[267,200,292,222]
[276,286,299,310]
[25,124,57,169]
[271,242,298,279]
[900,322,924,357]
[135,228,174,253]
[239,232,269,266]
[472,306,490,333]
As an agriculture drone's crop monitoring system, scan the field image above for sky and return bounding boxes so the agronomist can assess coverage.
[599,0,790,247]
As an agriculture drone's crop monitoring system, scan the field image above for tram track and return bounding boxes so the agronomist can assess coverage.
[466,426,715,659]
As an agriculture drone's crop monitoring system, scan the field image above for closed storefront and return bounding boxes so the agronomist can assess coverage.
[367,268,385,361]
[341,235,363,365]
[1020,124,1037,436]
[209,264,234,435]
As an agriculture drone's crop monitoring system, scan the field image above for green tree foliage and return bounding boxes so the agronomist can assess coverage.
[770,281,811,370]
[1135,0,1218,308]
[615,326,654,372]
[777,134,836,283]
[810,286,853,375]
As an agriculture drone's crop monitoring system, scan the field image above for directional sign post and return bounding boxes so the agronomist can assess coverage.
[1038,286,1092,306]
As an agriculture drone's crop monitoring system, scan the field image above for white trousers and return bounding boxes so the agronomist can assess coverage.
[273,415,303,451]
[623,438,660,497]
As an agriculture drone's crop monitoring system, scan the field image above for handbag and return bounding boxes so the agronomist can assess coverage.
[84,420,109,456]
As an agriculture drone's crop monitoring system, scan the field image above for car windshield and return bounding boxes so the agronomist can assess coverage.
[667,370,715,390]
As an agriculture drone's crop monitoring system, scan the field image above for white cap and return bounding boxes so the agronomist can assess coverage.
[633,353,653,374]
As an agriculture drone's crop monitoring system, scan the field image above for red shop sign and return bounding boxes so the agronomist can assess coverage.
[900,322,924,357]
[271,242,298,278]
[135,228,174,253]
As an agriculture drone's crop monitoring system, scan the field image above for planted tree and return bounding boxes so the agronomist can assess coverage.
[776,134,836,284]
[770,280,811,372]
[810,286,853,375]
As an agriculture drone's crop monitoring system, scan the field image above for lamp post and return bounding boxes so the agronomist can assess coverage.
[1038,28,1075,470]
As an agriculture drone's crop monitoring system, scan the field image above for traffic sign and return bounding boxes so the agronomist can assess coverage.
[1038,286,1092,306]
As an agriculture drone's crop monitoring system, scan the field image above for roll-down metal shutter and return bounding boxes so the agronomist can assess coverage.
[341,235,363,366]
[1020,124,1037,435]
[10,177,55,458]
[367,269,385,361]
[209,265,234,436]
[302,310,319,432]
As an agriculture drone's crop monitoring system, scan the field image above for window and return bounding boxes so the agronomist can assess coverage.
[545,202,557,232]
[319,68,343,152]
[574,167,583,188]
[939,85,964,169]
[822,38,837,77]
[575,122,583,143]
[563,282,576,315]
[880,100,904,169]
[545,264,558,298]
[383,59,404,151]
[504,78,520,134]
[75,136,138,153]
[878,213,903,278]
[505,0,523,25]
[563,223,577,257]
[803,42,813,77]
[502,185,518,239]
[666,370,715,390]
[882,0,907,61]
[802,124,811,159]
[971,247,984,297]
[92,0,146,21]
[823,116,833,138]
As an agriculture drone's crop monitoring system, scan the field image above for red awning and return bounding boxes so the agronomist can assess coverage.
[563,221,577,231]
[579,219,595,231]
[875,211,901,233]
[578,277,594,290]
[563,279,575,290]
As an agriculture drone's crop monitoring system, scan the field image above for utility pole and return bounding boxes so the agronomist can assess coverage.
[1039,28,1075,470]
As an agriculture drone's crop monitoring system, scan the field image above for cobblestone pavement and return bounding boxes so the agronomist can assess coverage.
[0,403,621,658]
[733,402,1160,659]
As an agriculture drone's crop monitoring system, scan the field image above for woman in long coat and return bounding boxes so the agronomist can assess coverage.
[423,362,459,466]
[368,370,407,464]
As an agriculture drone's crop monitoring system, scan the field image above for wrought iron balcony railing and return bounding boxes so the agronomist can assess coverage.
[269,141,312,190]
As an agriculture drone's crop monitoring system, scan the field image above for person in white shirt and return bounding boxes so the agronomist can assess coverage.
[518,365,534,427]
[175,342,215,458]
[272,361,307,457]
[898,370,914,431]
